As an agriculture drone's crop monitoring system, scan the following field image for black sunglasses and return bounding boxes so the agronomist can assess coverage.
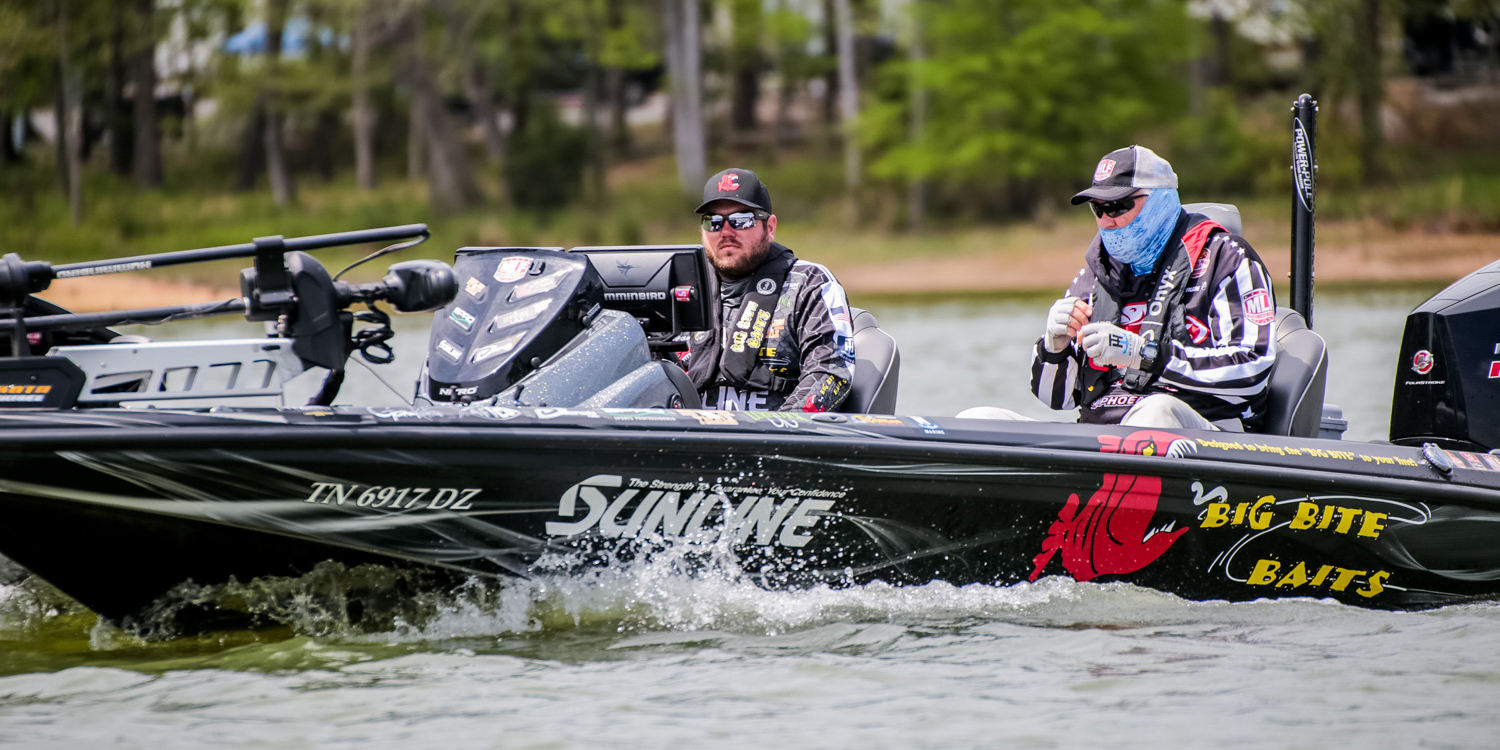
[1088,194,1145,219]
[701,211,768,233]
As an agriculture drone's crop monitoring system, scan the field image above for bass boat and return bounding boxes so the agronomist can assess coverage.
[2,97,1499,635]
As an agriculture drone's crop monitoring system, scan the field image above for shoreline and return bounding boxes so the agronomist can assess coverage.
[830,221,1500,297]
[34,221,1497,312]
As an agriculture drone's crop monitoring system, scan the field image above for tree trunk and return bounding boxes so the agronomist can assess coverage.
[406,25,482,214]
[351,4,378,190]
[263,0,296,206]
[312,107,339,181]
[408,87,427,179]
[503,0,533,142]
[55,0,82,224]
[605,67,629,155]
[436,0,506,162]
[131,0,162,188]
[906,9,925,233]
[108,2,133,177]
[0,111,19,165]
[1209,11,1232,87]
[604,0,629,156]
[729,0,761,133]
[584,60,606,204]
[1355,0,1384,185]
[664,0,705,194]
[465,65,507,162]
[404,8,430,181]
[834,0,859,193]
[52,70,69,199]
[821,0,838,125]
[236,100,264,191]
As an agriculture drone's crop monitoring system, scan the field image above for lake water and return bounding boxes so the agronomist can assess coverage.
[6,286,1496,749]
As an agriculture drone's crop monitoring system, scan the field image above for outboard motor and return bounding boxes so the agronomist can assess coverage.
[420,245,712,409]
[1389,259,1500,451]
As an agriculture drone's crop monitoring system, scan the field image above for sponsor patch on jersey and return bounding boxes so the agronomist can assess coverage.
[1489,360,1500,378]
[1185,314,1209,344]
[1120,302,1147,331]
[1241,289,1274,326]
[1093,394,1142,408]
[494,256,532,283]
[1190,250,1212,279]
[464,277,487,298]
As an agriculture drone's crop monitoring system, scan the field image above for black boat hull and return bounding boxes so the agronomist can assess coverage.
[3,406,1500,629]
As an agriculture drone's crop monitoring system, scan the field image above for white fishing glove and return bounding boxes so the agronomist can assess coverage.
[1043,297,1086,353]
[1079,321,1145,369]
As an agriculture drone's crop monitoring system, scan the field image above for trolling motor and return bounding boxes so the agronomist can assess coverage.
[1290,94,1317,328]
[0,225,456,408]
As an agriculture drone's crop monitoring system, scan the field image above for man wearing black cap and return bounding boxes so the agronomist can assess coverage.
[1025,145,1278,430]
[678,167,856,412]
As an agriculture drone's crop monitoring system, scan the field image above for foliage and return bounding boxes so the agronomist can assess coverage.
[862,0,1195,212]
[503,102,588,211]
[2,0,1500,259]
[1169,89,1282,199]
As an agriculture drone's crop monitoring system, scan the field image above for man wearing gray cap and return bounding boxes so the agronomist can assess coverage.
[1027,145,1278,430]
[677,168,856,412]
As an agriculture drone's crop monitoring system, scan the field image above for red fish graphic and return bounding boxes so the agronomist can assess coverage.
[1028,430,1195,582]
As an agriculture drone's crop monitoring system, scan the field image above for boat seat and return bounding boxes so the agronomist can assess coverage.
[1182,202,1243,235]
[842,308,901,414]
[1259,307,1328,437]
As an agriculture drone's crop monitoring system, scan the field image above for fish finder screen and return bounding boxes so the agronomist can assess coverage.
[571,245,713,336]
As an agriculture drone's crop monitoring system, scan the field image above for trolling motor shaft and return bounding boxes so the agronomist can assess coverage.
[1290,94,1318,329]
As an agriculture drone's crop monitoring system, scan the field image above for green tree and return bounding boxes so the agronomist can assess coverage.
[863,0,1193,217]
[1302,0,1392,185]
[0,3,51,167]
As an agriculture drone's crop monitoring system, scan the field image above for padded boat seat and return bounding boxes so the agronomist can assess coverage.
[842,308,900,414]
[1259,307,1328,437]
[1182,202,1243,235]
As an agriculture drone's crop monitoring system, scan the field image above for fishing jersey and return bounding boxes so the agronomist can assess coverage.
[1030,212,1278,426]
[679,243,856,412]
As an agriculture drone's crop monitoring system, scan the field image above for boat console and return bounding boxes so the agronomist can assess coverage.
[419,245,713,408]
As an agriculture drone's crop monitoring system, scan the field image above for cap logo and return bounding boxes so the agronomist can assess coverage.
[718,174,740,192]
[1094,159,1117,182]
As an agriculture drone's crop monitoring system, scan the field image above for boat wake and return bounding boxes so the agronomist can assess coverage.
[7,536,1495,658]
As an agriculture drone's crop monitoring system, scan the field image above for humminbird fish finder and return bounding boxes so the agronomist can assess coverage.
[570,245,713,338]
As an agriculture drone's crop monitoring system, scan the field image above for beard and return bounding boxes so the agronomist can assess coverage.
[707,231,774,281]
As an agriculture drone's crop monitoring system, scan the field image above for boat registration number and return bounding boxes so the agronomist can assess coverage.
[304,482,480,511]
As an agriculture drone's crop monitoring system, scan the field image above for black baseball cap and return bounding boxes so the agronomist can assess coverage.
[696,168,773,214]
[1070,145,1178,204]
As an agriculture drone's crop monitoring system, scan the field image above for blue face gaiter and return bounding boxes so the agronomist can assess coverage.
[1100,188,1181,275]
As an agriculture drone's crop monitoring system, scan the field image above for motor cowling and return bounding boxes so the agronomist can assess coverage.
[1389,259,1500,451]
